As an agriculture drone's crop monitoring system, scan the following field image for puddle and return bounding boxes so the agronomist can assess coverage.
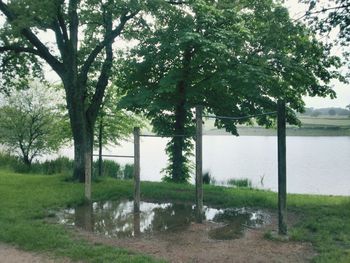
[57,200,270,240]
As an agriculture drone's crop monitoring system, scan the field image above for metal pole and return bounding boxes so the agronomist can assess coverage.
[277,100,287,235]
[195,106,203,223]
[134,127,141,213]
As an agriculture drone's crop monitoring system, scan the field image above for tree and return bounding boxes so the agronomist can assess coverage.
[0,0,169,183]
[328,108,337,116]
[0,81,67,166]
[95,85,145,177]
[119,0,343,182]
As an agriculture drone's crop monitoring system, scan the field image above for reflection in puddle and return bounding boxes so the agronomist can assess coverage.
[57,200,270,240]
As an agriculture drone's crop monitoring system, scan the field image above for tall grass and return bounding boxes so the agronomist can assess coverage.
[0,152,133,179]
[227,178,252,188]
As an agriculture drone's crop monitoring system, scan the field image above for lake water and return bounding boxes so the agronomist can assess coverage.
[57,136,350,196]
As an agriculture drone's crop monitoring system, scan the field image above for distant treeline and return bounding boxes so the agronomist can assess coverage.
[301,107,350,117]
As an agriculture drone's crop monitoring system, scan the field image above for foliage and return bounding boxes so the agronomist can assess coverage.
[0,82,68,165]
[227,178,252,188]
[119,0,344,182]
[301,0,350,70]
[301,0,350,47]
[93,159,121,178]
[0,153,127,178]
[202,172,212,185]
[303,107,350,116]
[123,164,134,180]
[94,85,145,159]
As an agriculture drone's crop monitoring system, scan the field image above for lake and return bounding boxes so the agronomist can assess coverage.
[59,136,350,196]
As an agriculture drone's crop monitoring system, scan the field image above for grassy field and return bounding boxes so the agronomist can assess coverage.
[0,169,350,262]
[203,115,350,136]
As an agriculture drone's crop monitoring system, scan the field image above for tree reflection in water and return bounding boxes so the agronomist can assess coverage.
[58,200,270,239]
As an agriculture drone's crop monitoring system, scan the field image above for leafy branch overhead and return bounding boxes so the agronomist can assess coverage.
[118,0,344,182]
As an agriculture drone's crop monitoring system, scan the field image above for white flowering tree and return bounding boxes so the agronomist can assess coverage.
[0,81,68,166]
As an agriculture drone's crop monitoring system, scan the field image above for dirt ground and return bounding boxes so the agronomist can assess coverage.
[0,212,315,263]
[75,212,316,263]
[0,243,65,263]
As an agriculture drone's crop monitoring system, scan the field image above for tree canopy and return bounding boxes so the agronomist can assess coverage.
[118,0,344,182]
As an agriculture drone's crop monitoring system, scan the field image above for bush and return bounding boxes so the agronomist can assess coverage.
[39,157,74,175]
[93,159,121,178]
[0,152,131,179]
[203,172,212,184]
[123,164,134,180]
[227,178,252,188]
[0,152,21,169]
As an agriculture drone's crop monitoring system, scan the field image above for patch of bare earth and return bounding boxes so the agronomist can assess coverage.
[0,243,70,263]
[74,212,316,263]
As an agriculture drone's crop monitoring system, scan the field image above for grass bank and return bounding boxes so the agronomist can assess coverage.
[0,169,349,262]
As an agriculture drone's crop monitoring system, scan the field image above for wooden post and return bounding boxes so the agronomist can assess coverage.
[85,151,92,201]
[134,127,141,213]
[277,100,287,235]
[133,210,141,237]
[195,106,203,223]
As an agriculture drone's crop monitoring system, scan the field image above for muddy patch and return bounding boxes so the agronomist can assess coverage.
[57,200,315,262]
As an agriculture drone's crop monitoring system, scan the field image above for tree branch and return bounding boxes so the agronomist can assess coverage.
[86,8,114,123]
[0,45,41,56]
[0,1,64,75]
[79,10,139,87]
[57,4,69,43]
[294,4,350,21]
[167,0,186,5]
[68,0,79,53]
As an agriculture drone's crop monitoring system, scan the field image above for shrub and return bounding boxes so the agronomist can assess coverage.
[227,178,252,188]
[203,172,212,184]
[0,152,21,169]
[123,164,134,180]
[40,157,74,175]
[93,159,121,178]
[0,152,129,179]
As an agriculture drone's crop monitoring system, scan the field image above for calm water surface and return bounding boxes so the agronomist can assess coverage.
[58,200,269,239]
[58,136,350,196]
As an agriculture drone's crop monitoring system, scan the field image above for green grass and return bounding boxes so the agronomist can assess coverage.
[0,169,350,262]
[0,169,162,263]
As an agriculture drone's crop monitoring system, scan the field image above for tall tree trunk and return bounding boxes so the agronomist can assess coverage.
[171,47,193,183]
[172,81,186,182]
[23,155,31,167]
[64,79,95,183]
[69,99,89,182]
